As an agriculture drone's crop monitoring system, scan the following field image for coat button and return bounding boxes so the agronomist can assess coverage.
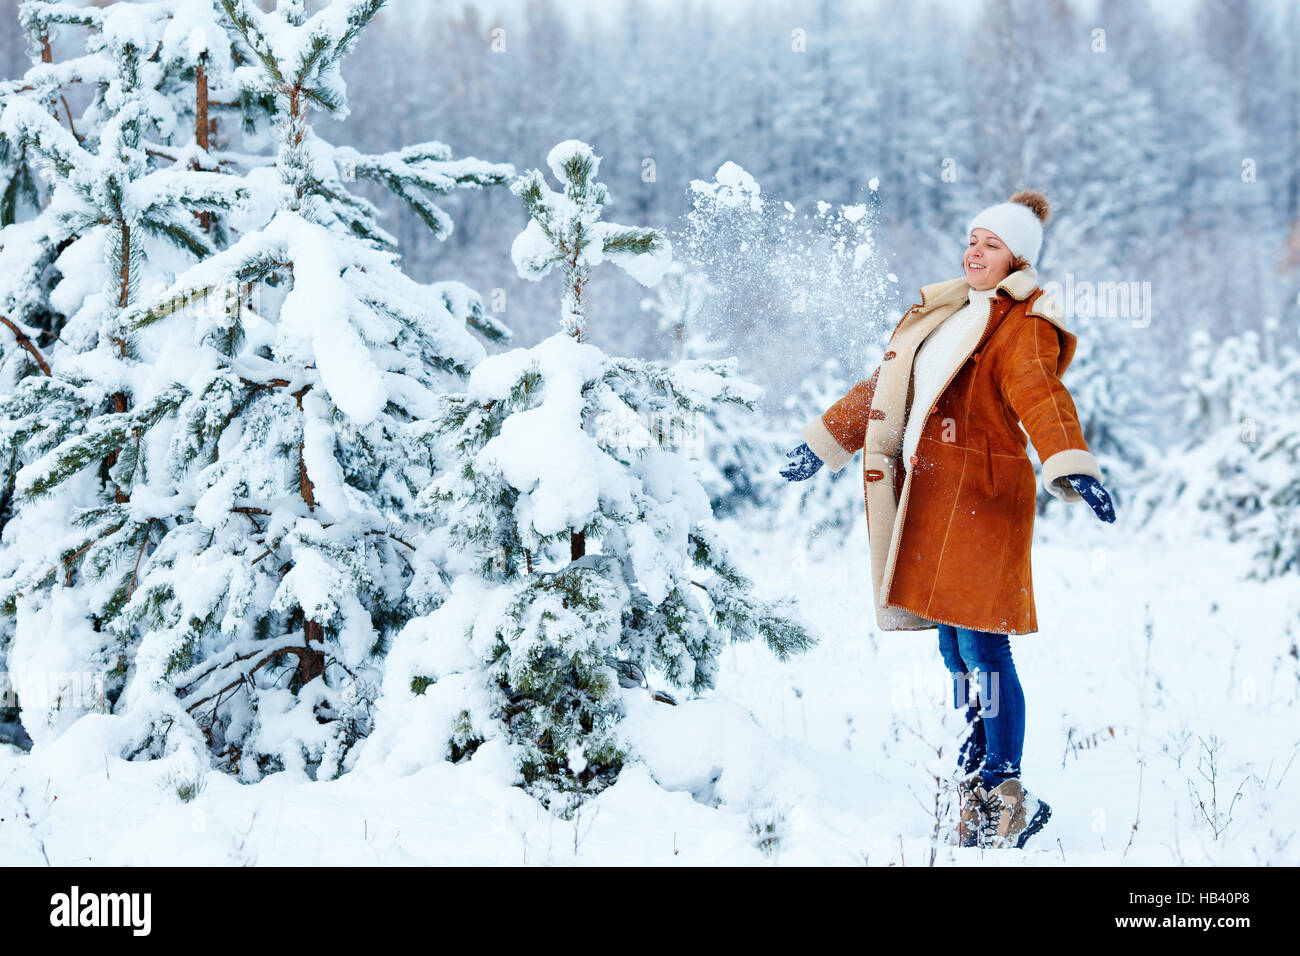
[909,455,918,465]
[972,352,981,363]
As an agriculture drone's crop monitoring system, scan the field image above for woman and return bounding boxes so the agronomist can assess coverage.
[780,191,1115,850]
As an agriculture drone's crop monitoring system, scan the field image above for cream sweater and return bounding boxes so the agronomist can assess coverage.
[901,284,998,468]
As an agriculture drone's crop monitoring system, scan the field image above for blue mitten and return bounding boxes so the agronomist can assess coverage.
[780,442,824,481]
[1065,474,1116,523]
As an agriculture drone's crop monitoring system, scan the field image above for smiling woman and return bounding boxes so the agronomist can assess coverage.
[782,188,1118,850]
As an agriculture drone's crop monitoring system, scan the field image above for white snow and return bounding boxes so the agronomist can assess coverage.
[3,512,1295,864]
[546,139,599,182]
[595,222,673,287]
[469,333,637,537]
[272,212,388,424]
[690,161,763,213]
[510,219,561,280]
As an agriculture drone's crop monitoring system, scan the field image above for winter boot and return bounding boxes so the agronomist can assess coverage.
[956,772,986,847]
[975,777,1052,849]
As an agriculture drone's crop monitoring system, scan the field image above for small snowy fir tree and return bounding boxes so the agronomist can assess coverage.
[640,262,785,517]
[0,0,513,779]
[364,141,814,817]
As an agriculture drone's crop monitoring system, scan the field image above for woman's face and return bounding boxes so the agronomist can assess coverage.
[963,228,1014,290]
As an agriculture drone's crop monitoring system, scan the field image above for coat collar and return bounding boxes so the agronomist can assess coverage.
[914,265,1067,333]
[918,265,1039,309]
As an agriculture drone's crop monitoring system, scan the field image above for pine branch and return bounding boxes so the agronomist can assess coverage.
[0,315,52,375]
[136,213,216,261]
[600,225,664,256]
[328,0,387,62]
[217,0,285,87]
[125,249,291,331]
[18,383,188,500]
[294,33,333,91]
[175,634,316,713]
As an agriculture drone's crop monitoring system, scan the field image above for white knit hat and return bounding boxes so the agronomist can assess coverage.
[965,190,1050,265]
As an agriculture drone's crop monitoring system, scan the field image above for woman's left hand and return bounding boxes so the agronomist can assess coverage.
[1065,474,1116,523]
[780,442,824,481]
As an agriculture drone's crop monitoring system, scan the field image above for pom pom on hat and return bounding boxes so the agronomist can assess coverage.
[966,190,1050,265]
[1008,189,1050,223]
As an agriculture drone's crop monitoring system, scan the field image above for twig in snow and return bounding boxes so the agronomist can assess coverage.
[1123,757,1144,858]
[573,803,600,857]
[15,786,51,866]
[1186,734,1248,840]
[1275,739,1300,789]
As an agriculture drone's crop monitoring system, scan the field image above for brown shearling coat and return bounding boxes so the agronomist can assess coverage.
[800,266,1102,635]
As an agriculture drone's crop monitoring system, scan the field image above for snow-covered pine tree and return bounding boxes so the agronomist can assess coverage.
[0,0,263,529]
[1136,326,1300,581]
[640,261,784,517]
[364,141,814,817]
[1248,335,1300,580]
[210,0,512,336]
[0,0,514,779]
[0,0,251,746]
[0,1,65,229]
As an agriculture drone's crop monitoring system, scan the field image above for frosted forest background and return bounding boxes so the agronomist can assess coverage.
[0,0,1297,866]
[5,0,1294,405]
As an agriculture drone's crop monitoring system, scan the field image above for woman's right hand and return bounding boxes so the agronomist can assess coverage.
[780,442,824,481]
[1063,474,1116,522]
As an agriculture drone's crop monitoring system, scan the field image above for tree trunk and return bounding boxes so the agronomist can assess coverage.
[294,618,326,691]
[293,383,315,507]
[106,390,129,503]
[192,54,211,233]
[291,372,324,692]
[104,215,134,503]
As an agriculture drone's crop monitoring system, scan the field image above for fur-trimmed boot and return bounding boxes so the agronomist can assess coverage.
[975,778,1052,849]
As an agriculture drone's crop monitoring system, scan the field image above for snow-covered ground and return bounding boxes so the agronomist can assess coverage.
[2,505,1295,865]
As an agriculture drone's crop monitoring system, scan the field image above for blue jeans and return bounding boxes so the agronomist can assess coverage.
[933,621,1026,790]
